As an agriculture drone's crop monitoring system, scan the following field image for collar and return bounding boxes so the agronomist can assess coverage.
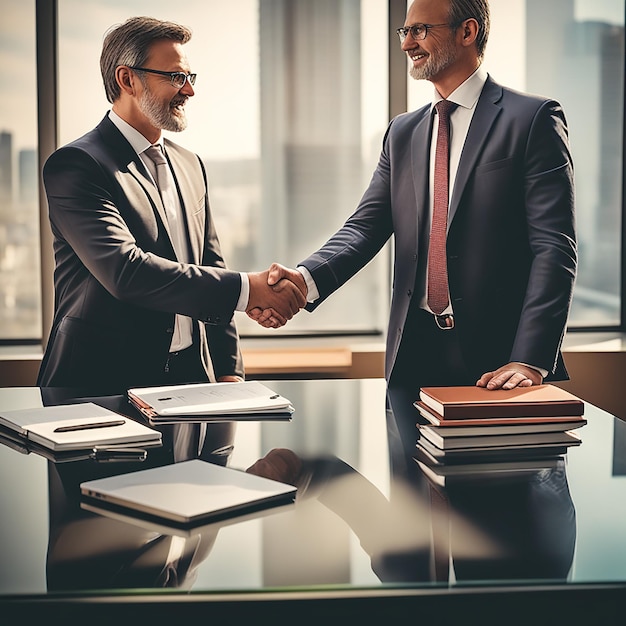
[108,109,163,155]
[431,66,488,112]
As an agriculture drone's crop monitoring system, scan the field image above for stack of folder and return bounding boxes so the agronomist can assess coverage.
[413,384,586,485]
[0,401,162,462]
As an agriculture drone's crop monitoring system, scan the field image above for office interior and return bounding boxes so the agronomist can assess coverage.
[0,2,625,621]
[0,0,625,421]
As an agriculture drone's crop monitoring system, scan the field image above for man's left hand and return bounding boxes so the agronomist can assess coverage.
[476,362,543,390]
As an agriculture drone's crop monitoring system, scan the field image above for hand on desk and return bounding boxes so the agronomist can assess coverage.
[476,362,544,390]
[247,263,308,328]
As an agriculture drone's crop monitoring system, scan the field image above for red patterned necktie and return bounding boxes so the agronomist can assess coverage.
[427,99,455,316]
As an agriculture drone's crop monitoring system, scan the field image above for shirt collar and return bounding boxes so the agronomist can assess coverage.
[108,109,163,155]
[431,66,488,111]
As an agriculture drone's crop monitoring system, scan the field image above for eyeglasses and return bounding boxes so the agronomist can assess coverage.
[396,22,458,43]
[128,67,197,89]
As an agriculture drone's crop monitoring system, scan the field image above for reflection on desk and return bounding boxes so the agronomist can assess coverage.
[0,379,625,623]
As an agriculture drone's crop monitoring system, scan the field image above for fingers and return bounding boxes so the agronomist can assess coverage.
[247,270,300,319]
[475,371,495,388]
[246,307,285,329]
[267,263,286,286]
[476,363,543,390]
[247,264,309,330]
[246,307,263,321]
[268,263,308,300]
[273,278,307,309]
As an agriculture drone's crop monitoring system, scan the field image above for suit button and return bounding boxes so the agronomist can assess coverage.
[407,289,412,297]
[166,327,174,334]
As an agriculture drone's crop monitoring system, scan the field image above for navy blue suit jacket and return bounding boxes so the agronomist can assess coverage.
[300,76,577,383]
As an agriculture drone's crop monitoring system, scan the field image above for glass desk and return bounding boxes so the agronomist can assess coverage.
[0,379,624,623]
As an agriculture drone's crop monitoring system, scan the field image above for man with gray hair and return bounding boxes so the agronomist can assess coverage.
[251,0,577,462]
[39,16,304,395]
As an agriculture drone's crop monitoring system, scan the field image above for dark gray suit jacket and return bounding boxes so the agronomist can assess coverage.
[300,76,577,383]
[38,114,243,391]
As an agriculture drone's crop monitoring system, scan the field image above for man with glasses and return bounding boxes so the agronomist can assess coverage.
[250,0,577,459]
[39,17,304,399]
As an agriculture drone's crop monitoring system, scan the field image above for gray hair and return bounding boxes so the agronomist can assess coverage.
[448,0,490,60]
[100,16,192,103]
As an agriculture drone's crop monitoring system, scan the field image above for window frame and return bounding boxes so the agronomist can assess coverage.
[25,0,626,350]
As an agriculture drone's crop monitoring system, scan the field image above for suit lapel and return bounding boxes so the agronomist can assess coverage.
[411,109,434,248]
[449,77,503,223]
[98,116,173,240]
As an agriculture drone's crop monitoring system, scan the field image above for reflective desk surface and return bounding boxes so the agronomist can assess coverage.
[0,379,625,624]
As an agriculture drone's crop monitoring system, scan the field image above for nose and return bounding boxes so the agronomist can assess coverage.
[401,35,414,52]
[180,77,194,96]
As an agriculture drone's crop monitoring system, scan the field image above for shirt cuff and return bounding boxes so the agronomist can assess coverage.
[297,266,319,303]
[519,362,548,379]
[236,272,249,311]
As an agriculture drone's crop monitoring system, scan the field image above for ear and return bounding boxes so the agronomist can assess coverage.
[115,65,137,96]
[459,18,479,48]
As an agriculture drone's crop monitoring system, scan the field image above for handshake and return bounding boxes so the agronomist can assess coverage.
[247,263,308,328]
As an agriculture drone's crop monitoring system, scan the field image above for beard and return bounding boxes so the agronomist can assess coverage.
[139,87,188,132]
[409,38,458,82]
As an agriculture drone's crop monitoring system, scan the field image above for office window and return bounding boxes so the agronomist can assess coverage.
[407,0,625,327]
[57,0,390,336]
[4,1,622,344]
[0,1,41,341]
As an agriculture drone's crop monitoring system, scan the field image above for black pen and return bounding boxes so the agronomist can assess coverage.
[53,419,126,433]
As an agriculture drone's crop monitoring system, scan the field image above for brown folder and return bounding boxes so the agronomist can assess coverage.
[418,384,584,420]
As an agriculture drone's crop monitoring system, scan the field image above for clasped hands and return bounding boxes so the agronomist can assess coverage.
[247,263,307,328]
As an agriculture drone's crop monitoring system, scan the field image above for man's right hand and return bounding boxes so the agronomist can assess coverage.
[247,265,307,328]
[247,263,308,328]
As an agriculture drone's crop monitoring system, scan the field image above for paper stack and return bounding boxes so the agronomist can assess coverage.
[128,380,294,424]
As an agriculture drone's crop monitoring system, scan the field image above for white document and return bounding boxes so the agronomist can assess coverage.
[128,380,294,420]
[0,402,162,451]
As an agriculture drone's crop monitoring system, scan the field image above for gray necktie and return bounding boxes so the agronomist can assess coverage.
[144,144,185,260]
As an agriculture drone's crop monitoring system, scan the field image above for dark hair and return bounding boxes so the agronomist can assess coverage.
[100,16,192,103]
[448,0,490,60]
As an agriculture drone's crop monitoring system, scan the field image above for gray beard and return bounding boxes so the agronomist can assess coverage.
[408,45,457,82]
[139,89,187,132]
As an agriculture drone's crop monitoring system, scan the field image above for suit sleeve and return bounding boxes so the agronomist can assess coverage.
[299,123,395,310]
[43,146,242,325]
[510,100,577,373]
